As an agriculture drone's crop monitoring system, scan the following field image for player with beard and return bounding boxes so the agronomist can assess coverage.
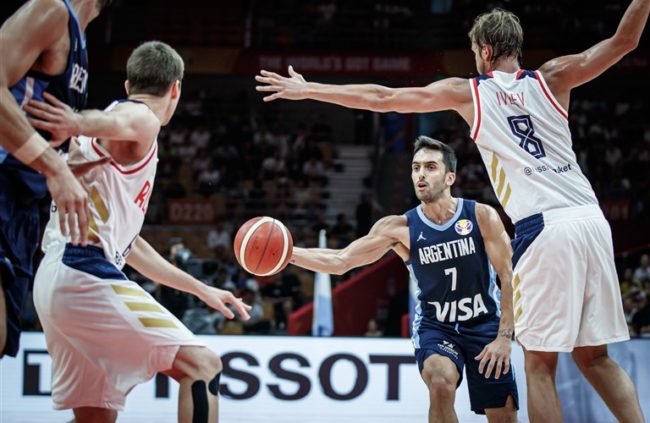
[289,136,518,423]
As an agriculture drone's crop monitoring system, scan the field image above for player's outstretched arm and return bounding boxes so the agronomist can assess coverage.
[540,0,649,98]
[24,93,160,145]
[255,66,470,113]
[474,203,514,380]
[290,215,408,275]
[126,236,251,320]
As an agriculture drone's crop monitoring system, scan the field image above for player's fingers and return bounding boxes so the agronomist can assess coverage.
[44,92,67,107]
[484,356,496,379]
[25,99,57,112]
[234,301,251,321]
[503,360,510,375]
[475,346,487,361]
[216,301,235,319]
[260,69,284,79]
[254,75,274,83]
[494,359,503,379]
[76,199,88,247]
[24,104,57,121]
[263,93,282,102]
[477,355,488,374]
[67,201,78,245]
[69,157,110,177]
[26,117,55,131]
[58,204,68,237]
[256,85,282,92]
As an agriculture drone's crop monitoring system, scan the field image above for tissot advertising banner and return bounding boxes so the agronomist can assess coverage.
[1,334,648,422]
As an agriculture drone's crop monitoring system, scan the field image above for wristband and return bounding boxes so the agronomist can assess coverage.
[13,132,49,164]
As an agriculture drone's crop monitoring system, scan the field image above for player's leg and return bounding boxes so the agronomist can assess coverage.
[571,215,642,422]
[420,354,460,423]
[164,346,223,423]
[484,395,517,423]
[463,319,518,423]
[571,345,643,423]
[523,350,562,423]
[72,407,117,423]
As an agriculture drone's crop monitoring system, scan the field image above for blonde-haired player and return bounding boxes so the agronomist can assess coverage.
[29,41,250,423]
[255,1,649,421]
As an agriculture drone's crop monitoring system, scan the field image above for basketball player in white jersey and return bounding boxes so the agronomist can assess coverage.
[28,41,251,423]
[255,1,649,421]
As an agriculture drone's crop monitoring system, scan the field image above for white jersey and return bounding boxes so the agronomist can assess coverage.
[469,69,598,223]
[42,100,158,269]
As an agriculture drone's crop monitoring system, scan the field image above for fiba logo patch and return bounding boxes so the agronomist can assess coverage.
[454,219,473,236]
[437,340,459,359]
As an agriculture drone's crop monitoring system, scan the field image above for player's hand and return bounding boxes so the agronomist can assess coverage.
[45,164,90,247]
[67,137,111,177]
[475,336,512,379]
[255,65,307,102]
[24,92,82,145]
[199,286,252,320]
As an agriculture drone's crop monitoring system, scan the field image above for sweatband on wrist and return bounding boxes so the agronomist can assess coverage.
[13,132,49,164]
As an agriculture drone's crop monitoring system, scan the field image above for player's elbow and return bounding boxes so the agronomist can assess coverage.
[367,87,397,113]
[612,34,639,54]
[333,251,352,275]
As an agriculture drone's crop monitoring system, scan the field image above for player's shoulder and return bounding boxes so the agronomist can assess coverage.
[373,214,408,234]
[33,0,69,20]
[473,202,499,222]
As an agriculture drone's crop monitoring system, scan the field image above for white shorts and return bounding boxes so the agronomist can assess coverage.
[33,243,205,410]
[512,205,629,352]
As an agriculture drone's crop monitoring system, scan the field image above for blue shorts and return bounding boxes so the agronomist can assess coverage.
[0,170,42,357]
[414,316,519,415]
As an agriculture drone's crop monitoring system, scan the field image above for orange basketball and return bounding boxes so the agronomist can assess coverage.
[234,217,294,276]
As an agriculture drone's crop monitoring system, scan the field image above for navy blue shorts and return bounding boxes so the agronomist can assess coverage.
[0,171,41,357]
[414,316,519,415]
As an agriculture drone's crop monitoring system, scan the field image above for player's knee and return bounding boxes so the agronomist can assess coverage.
[424,374,455,400]
[571,346,608,372]
[524,350,557,375]
[194,349,222,383]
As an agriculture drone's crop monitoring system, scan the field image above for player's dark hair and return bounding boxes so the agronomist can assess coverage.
[127,41,184,97]
[413,136,457,173]
[468,8,523,64]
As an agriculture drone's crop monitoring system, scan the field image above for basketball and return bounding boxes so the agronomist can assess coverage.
[234,217,294,276]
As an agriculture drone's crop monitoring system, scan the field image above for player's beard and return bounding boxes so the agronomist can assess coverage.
[415,175,447,204]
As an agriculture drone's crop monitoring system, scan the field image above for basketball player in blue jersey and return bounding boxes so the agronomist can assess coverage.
[257,1,648,421]
[0,0,111,358]
[291,137,518,422]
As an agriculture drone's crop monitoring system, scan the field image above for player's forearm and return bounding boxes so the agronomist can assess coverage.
[0,87,50,162]
[496,269,515,337]
[303,82,395,112]
[613,0,650,49]
[126,236,208,298]
[290,247,348,275]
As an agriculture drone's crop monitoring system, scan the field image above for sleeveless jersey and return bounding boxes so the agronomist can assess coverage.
[469,70,598,223]
[405,198,499,329]
[0,0,89,199]
[42,100,158,269]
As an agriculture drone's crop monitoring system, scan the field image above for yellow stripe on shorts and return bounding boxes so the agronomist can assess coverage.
[514,306,523,323]
[112,285,148,297]
[139,318,178,328]
[125,302,164,312]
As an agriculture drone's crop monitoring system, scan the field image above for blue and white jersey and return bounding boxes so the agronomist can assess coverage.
[0,0,89,199]
[406,199,500,334]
